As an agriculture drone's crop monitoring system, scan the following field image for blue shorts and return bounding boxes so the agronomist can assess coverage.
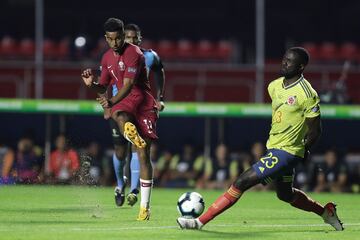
[252,149,303,185]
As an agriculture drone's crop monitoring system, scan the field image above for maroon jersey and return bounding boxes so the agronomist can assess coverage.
[99,43,151,93]
[99,43,158,140]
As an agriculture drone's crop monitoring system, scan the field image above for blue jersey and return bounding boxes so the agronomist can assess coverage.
[112,48,163,96]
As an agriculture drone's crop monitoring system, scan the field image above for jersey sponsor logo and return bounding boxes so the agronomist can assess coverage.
[112,129,120,137]
[286,96,296,106]
[311,104,320,112]
[127,67,137,73]
[118,61,125,71]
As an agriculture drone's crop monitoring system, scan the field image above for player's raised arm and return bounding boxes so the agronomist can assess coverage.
[81,68,107,94]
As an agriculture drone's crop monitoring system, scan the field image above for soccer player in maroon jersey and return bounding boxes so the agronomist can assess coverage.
[81,18,157,220]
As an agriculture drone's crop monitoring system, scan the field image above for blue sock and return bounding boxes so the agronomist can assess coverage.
[130,152,140,193]
[113,153,125,189]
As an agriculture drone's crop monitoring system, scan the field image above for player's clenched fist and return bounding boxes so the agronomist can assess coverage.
[81,68,95,87]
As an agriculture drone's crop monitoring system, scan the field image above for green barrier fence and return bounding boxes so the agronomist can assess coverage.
[0,98,360,119]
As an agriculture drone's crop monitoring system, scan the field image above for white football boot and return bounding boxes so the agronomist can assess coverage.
[176,217,203,230]
[321,202,344,231]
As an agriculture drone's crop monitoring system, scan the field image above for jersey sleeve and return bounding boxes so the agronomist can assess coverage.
[303,94,321,118]
[99,55,111,86]
[123,48,142,79]
[149,50,164,71]
[267,82,275,100]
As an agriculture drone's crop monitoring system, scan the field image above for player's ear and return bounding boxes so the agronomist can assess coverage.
[299,63,305,72]
[138,33,142,45]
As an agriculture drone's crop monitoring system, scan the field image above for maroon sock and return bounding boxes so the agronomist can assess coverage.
[290,189,324,216]
[199,185,242,225]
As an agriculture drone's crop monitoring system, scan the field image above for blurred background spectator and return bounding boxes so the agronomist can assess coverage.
[198,143,238,190]
[14,135,43,183]
[0,138,15,184]
[48,134,80,184]
[313,149,349,193]
[159,142,205,188]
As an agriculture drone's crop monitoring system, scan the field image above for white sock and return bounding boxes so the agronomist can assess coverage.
[140,178,153,209]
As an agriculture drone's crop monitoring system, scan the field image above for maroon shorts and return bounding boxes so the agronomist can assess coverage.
[111,89,158,140]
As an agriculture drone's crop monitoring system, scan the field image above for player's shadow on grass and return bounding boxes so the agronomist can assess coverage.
[195,227,328,239]
[196,229,269,239]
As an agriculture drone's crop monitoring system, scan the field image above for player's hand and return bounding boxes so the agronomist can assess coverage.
[96,96,111,108]
[81,68,95,87]
[157,101,165,112]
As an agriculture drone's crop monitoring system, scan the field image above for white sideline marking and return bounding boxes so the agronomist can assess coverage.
[0,223,358,232]
[69,223,360,231]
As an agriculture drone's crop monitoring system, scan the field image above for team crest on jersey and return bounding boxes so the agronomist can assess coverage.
[287,96,296,105]
[118,61,125,71]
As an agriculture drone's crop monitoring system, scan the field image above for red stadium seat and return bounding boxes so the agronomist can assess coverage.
[43,39,57,59]
[319,42,338,61]
[91,38,108,59]
[57,38,70,60]
[0,36,18,58]
[177,39,195,60]
[215,40,233,62]
[339,42,359,61]
[196,40,216,60]
[156,39,177,60]
[18,38,35,58]
[141,39,156,50]
[301,42,320,61]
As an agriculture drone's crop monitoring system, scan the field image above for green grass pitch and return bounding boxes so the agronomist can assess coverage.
[0,186,359,240]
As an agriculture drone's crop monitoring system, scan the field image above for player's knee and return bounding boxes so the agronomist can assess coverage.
[233,176,251,191]
[276,191,294,203]
[114,145,127,160]
[233,168,259,191]
[114,111,131,123]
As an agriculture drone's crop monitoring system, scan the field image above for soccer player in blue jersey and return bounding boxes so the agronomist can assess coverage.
[110,23,165,207]
[177,47,344,231]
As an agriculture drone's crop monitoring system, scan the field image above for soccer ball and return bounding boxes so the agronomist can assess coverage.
[177,192,205,218]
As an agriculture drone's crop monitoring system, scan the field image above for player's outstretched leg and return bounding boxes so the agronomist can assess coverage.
[124,122,146,148]
[177,185,242,229]
[275,181,344,231]
[127,151,140,206]
[177,168,260,229]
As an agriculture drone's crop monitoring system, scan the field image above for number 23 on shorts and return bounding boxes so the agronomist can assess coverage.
[260,152,279,169]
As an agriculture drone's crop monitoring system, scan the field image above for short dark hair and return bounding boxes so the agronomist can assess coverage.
[124,23,141,33]
[289,47,310,66]
[104,18,124,33]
